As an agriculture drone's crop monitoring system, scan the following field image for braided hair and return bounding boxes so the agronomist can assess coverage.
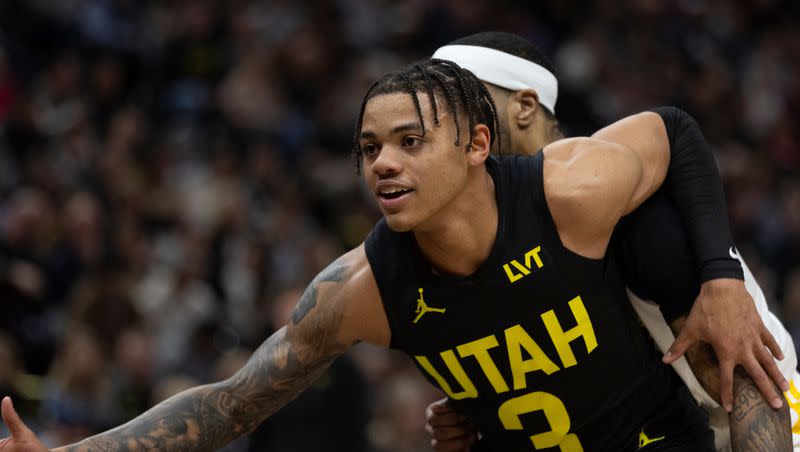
[353,58,500,174]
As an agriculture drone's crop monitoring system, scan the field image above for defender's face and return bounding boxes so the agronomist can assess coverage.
[359,92,470,232]
[483,84,563,155]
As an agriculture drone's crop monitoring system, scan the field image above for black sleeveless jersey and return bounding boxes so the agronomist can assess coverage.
[365,153,677,451]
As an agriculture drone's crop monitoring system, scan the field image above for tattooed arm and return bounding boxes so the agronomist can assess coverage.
[669,317,791,451]
[0,246,389,452]
[730,369,791,452]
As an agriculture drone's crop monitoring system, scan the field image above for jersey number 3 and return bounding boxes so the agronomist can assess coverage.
[498,391,583,451]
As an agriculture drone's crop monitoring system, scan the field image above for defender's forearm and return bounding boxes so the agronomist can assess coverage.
[730,369,791,452]
[649,106,743,283]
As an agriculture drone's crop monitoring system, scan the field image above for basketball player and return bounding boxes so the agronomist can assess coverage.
[0,59,787,451]
[423,31,798,451]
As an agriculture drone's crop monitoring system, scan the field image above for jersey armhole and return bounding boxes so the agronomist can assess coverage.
[364,225,403,349]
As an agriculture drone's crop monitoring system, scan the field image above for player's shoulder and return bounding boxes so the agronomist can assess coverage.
[329,244,377,297]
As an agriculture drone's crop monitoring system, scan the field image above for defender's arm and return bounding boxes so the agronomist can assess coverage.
[542,112,669,259]
[551,110,786,411]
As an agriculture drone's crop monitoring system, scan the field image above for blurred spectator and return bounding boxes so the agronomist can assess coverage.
[133,238,218,376]
[110,325,154,422]
[369,373,442,452]
[0,49,18,124]
[0,334,36,422]
[39,328,120,445]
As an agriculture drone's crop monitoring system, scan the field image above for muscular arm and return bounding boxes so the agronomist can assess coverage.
[52,252,379,452]
[542,112,670,258]
[670,317,792,451]
[550,109,787,409]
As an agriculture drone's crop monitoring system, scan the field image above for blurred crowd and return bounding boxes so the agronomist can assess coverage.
[0,0,797,450]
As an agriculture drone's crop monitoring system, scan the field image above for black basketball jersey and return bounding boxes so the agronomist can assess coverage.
[365,153,677,451]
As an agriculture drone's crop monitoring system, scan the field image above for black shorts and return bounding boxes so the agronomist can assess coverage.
[623,382,715,452]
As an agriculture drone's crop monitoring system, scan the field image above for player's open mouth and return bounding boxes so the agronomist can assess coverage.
[379,188,414,200]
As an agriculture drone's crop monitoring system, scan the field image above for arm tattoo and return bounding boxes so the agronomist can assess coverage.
[57,260,353,452]
[730,369,792,452]
[670,317,792,451]
[292,260,347,325]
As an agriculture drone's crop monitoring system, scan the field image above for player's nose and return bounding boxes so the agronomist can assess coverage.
[372,145,403,177]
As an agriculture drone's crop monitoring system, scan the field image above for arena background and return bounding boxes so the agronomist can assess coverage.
[0,0,798,450]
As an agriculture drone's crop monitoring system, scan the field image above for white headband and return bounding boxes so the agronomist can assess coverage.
[432,44,558,113]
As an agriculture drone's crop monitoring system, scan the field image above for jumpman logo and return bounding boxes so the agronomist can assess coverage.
[637,428,665,449]
[413,288,446,323]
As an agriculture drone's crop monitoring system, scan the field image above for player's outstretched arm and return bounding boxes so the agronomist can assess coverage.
[585,110,788,411]
[1,248,383,452]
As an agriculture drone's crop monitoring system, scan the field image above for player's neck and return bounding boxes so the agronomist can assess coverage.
[413,170,497,276]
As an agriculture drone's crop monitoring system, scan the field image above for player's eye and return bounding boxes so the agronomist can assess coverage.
[362,143,380,156]
[402,136,423,148]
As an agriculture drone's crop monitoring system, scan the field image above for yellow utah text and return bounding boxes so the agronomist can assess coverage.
[414,296,597,399]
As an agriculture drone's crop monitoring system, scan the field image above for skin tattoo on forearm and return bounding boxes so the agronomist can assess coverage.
[730,372,792,452]
[60,260,353,452]
[671,318,791,452]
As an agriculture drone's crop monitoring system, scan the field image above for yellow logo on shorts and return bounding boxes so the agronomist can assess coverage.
[638,428,665,449]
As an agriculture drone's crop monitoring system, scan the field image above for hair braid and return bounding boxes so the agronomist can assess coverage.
[427,68,462,146]
[400,72,426,137]
[416,65,440,128]
[353,58,500,173]
[352,79,382,174]
[452,68,477,151]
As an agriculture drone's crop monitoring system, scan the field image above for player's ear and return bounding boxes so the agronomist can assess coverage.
[467,123,491,166]
[512,89,539,129]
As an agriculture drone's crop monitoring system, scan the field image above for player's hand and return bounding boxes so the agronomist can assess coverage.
[0,397,49,452]
[425,398,477,452]
[663,278,789,412]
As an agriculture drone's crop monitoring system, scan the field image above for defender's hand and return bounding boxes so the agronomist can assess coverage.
[663,279,789,412]
[0,397,48,452]
[425,398,477,452]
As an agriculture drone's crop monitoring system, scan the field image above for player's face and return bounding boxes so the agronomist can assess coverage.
[359,92,471,232]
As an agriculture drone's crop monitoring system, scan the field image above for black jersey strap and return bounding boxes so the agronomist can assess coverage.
[364,220,413,350]
[650,106,743,282]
